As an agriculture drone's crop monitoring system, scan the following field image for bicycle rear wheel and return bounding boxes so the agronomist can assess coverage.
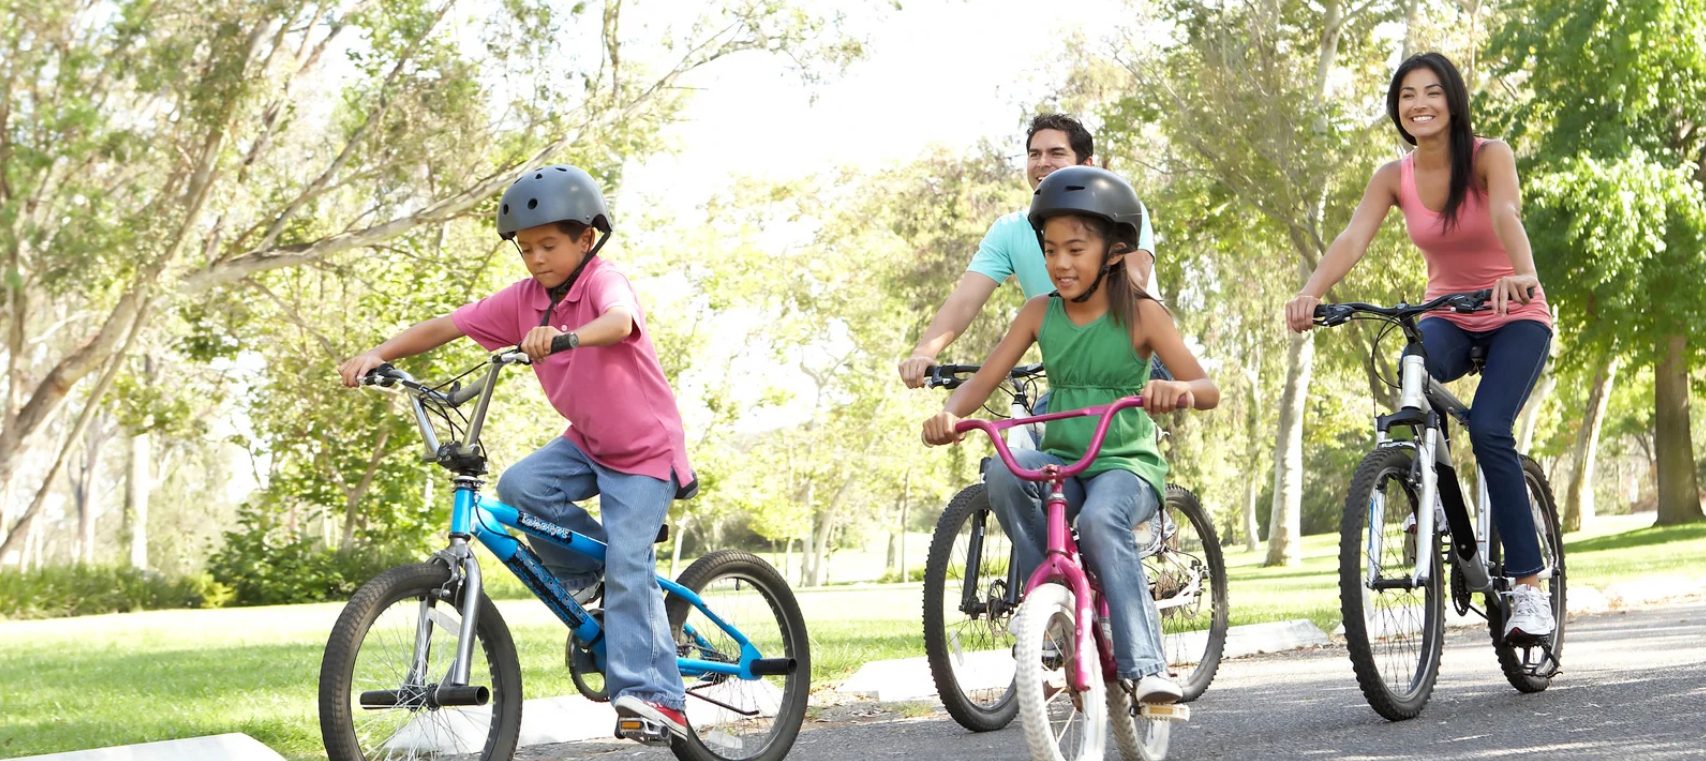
[1014,583,1106,761]
[1486,455,1566,692]
[1148,485,1228,702]
[1338,447,1445,721]
[665,550,810,761]
[319,562,522,761]
[923,483,1020,731]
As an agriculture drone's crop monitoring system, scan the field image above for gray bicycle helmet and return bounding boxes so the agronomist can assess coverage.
[496,164,613,240]
[1026,165,1143,242]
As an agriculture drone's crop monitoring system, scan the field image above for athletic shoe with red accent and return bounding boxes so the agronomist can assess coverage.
[613,695,690,745]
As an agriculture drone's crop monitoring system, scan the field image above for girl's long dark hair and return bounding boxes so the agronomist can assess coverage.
[1387,52,1478,231]
[1078,216,1157,331]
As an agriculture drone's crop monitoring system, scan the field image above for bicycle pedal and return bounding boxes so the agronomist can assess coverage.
[615,717,673,746]
[1138,702,1190,723]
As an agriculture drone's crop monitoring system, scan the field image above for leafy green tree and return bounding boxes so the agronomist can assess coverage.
[1488,0,1706,524]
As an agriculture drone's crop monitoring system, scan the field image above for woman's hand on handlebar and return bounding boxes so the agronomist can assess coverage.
[921,411,964,447]
[1142,379,1195,413]
[1490,273,1539,316]
[339,352,388,388]
[1284,293,1321,333]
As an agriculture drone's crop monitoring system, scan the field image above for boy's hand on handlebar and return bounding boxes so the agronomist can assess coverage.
[922,411,964,447]
[521,326,565,362]
[1284,294,1320,333]
[1142,380,1195,413]
[338,352,387,388]
[899,354,935,389]
[1490,274,1539,315]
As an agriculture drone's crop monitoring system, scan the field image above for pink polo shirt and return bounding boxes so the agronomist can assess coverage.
[452,256,693,485]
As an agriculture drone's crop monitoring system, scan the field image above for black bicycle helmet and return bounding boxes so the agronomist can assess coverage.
[1027,165,1144,242]
[1027,166,1145,302]
[496,164,613,240]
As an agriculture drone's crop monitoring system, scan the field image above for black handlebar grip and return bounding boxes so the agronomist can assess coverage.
[548,333,578,355]
[362,363,397,386]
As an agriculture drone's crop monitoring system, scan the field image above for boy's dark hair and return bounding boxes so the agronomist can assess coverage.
[1026,114,1095,164]
[555,220,591,239]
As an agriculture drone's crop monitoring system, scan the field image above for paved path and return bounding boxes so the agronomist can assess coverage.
[512,600,1706,760]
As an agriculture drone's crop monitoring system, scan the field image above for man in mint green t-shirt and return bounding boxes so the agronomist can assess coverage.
[898,113,1158,388]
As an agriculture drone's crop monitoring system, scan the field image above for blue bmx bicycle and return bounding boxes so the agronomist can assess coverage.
[317,348,810,761]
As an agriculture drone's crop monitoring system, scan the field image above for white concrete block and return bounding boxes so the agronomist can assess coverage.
[12,734,286,761]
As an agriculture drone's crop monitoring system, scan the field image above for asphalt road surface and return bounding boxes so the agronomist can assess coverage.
[516,599,1706,761]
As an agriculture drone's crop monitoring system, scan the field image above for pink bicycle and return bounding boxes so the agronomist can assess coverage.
[956,396,1189,761]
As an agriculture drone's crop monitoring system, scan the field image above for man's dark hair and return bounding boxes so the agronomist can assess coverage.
[1025,114,1094,164]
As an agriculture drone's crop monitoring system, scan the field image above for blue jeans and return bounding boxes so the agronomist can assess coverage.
[495,437,685,710]
[986,449,1167,679]
[1419,318,1553,577]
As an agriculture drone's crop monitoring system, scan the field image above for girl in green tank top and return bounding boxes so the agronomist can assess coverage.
[921,166,1219,703]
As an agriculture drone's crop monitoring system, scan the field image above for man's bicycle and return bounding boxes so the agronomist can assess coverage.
[958,396,1193,761]
[1313,290,1564,721]
[920,363,1227,733]
[318,349,810,761]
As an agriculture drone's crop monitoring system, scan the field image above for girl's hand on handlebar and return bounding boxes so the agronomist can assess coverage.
[1490,273,1539,315]
[1142,380,1195,413]
[922,411,964,447]
[521,326,565,362]
[1284,294,1320,333]
[339,352,387,388]
[898,354,935,389]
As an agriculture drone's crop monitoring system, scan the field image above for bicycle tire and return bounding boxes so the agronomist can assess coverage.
[1155,484,1228,702]
[319,562,522,761]
[1338,447,1445,721]
[1107,680,1171,761]
[665,550,810,761]
[923,483,1021,731]
[1486,455,1567,692]
[1014,583,1106,761]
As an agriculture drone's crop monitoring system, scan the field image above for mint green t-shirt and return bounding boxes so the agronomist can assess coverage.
[965,205,1156,297]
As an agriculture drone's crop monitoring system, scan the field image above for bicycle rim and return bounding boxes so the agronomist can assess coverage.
[925,487,1019,725]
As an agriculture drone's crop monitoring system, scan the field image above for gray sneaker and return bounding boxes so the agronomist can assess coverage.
[1504,583,1555,642]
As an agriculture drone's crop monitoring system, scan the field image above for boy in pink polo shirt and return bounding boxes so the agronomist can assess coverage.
[336,165,694,741]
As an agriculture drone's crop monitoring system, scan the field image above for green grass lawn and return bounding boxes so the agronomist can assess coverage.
[2,515,1701,759]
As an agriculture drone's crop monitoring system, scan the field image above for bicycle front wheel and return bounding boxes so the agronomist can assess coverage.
[665,550,810,761]
[319,562,522,761]
[1149,485,1228,702]
[923,483,1020,731]
[1338,447,1445,721]
[1014,583,1106,761]
[1487,455,1567,692]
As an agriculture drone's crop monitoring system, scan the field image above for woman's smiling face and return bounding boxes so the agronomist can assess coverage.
[1397,67,1450,140]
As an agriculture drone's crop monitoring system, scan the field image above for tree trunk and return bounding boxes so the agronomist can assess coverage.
[1243,341,1264,552]
[1517,367,1555,453]
[1654,333,1704,525]
[1563,356,1620,532]
[783,538,795,586]
[124,431,152,570]
[73,419,109,564]
[1265,329,1315,567]
[669,514,690,579]
[808,508,837,587]
[339,428,392,550]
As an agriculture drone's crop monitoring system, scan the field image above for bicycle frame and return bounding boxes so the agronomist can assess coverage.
[957,396,1149,695]
[370,354,792,700]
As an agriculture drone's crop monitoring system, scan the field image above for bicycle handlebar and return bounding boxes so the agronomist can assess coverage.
[1312,289,1495,328]
[955,395,1183,483]
[926,362,1045,390]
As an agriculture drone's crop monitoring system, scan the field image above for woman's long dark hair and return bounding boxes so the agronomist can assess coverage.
[1387,52,1478,231]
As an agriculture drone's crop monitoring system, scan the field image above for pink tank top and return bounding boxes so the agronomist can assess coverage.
[1398,141,1552,331]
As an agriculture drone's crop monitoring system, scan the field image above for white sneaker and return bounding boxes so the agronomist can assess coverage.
[1504,584,1555,642]
[1127,674,1183,705]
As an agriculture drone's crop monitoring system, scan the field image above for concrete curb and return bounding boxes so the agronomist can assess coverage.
[836,618,1334,702]
[11,734,287,761]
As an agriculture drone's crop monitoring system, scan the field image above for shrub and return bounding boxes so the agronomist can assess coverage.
[0,565,232,620]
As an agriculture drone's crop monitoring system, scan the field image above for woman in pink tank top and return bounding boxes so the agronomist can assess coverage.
[1283,52,1558,645]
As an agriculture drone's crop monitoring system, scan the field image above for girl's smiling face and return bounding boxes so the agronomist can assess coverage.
[1042,215,1120,301]
[512,223,595,289]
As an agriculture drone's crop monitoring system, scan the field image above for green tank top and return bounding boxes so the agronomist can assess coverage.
[1036,297,1169,496]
